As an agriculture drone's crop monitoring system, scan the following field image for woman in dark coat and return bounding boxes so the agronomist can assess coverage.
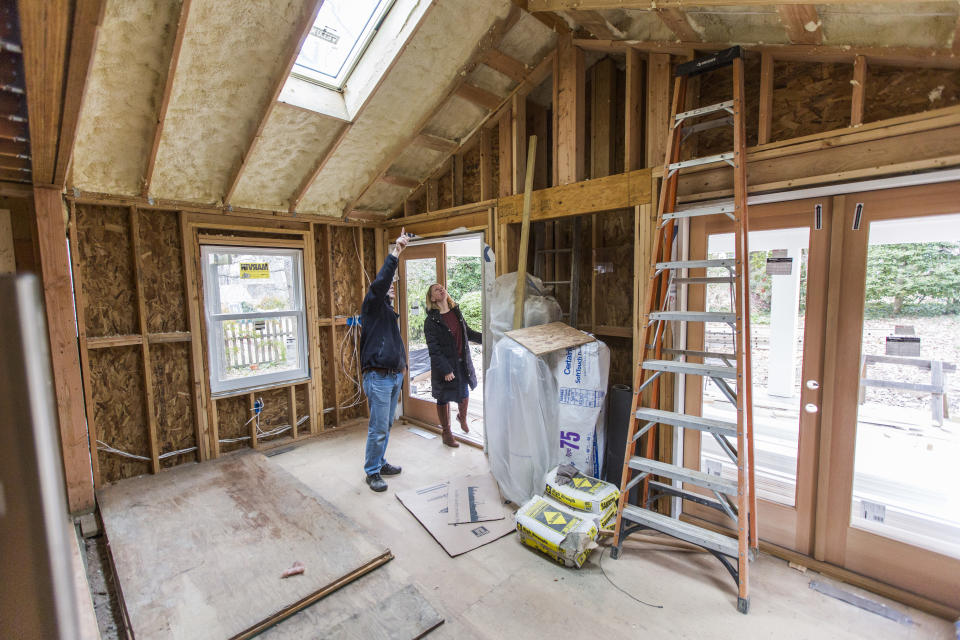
[423,283,482,448]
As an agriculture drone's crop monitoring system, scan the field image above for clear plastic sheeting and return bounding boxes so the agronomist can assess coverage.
[485,337,560,505]
[488,272,562,350]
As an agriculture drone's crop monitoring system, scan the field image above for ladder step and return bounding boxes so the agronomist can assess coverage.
[647,480,729,512]
[663,203,736,222]
[634,408,737,439]
[673,276,736,285]
[662,347,737,361]
[675,100,734,123]
[655,258,735,270]
[681,116,734,138]
[628,457,738,495]
[667,152,734,172]
[643,359,737,379]
[649,311,736,324]
[621,504,739,557]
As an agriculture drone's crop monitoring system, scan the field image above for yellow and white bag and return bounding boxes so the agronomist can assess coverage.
[515,495,599,568]
[543,465,620,515]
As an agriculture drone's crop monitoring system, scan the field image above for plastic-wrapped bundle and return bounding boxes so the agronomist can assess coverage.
[488,272,562,350]
[485,337,560,505]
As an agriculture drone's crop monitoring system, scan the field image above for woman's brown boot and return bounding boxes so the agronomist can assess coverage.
[456,398,470,433]
[438,403,459,448]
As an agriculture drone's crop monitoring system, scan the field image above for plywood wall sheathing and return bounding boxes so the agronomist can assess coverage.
[215,395,248,454]
[138,210,187,333]
[864,65,960,124]
[152,342,196,468]
[771,60,854,142]
[76,205,138,337]
[91,346,150,483]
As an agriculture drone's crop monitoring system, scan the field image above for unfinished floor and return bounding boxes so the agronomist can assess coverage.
[242,423,948,639]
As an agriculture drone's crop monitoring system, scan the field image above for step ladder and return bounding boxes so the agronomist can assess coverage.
[533,217,582,325]
[610,46,758,614]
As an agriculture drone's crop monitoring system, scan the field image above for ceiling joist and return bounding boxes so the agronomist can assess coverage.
[379,174,421,189]
[566,9,620,40]
[481,49,529,82]
[223,0,325,205]
[412,133,459,153]
[455,83,505,111]
[655,8,701,43]
[142,0,193,197]
[777,4,822,46]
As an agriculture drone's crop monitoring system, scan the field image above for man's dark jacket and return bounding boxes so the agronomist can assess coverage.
[359,254,406,372]
[424,305,482,397]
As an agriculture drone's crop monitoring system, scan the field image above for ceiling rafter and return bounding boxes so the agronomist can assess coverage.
[142,0,193,197]
[481,49,529,82]
[656,8,701,43]
[222,0,325,205]
[455,83,504,111]
[412,133,459,153]
[338,5,524,219]
[777,4,822,45]
[512,0,571,34]
[565,9,620,40]
[379,174,421,189]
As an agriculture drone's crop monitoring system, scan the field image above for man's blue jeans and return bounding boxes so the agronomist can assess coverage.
[362,370,404,476]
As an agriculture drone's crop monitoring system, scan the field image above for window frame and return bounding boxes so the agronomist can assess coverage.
[200,245,309,395]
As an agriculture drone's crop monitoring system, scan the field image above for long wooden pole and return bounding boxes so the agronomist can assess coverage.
[512,135,538,330]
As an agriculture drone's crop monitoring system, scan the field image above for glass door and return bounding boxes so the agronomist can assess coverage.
[683,198,831,554]
[398,243,446,424]
[821,183,960,610]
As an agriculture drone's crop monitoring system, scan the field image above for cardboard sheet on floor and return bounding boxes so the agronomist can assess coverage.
[397,479,516,556]
[98,451,441,639]
[447,473,506,525]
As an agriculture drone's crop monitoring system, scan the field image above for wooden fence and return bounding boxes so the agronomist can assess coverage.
[223,317,296,369]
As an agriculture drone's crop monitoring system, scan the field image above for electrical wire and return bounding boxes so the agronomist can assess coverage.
[219,414,309,443]
[598,546,664,609]
[337,315,366,410]
[352,229,371,288]
[96,441,198,461]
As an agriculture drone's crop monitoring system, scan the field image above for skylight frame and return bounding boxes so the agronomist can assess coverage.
[291,0,399,93]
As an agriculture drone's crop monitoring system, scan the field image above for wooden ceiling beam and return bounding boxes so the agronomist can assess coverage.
[777,5,822,45]
[0,167,29,182]
[19,0,70,184]
[54,0,106,187]
[481,49,529,82]
[573,39,960,69]
[223,0,324,205]
[655,8,701,43]
[0,138,29,157]
[340,6,524,219]
[412,133,459,153]
[142,0,192,197]
[289,122,351,212]
[0,117,27,140]
[566,9,619,40]
[512,0,571,34]
[0,155,31,170]
[379,174,421,189]
[455,83,504,111]
[347,209,389,221]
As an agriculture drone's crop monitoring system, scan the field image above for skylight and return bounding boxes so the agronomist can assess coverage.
[292,0,397,91]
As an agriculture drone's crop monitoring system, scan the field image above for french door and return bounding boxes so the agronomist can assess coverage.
[679,183,960,609]
[398,243,446,425]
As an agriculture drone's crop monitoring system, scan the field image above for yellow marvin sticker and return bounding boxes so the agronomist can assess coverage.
[240,262,270,279]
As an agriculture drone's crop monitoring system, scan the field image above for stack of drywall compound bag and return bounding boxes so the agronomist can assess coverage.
[514,463,620,568]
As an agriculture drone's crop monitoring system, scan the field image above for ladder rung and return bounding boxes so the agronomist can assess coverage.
[655,259,735,271]
[650,311,736,324]
[675,100,734,124]
[643,359,737,379]
[628,457,738,495]
[673,276,735,285]
[621,504,739,557]
[681,115,734,138]
[667,152,734,172]
[663,203,736,222]
[647,480,729,512]
[662,347,737,361]
[634,408,737,439]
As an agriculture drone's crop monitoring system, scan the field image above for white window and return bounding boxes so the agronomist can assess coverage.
[292,0,397,91]
[201,246,308,395]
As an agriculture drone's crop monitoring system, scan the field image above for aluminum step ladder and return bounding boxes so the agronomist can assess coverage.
[610,46,758,614]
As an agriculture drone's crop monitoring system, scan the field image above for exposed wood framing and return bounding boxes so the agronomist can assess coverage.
[511,93,527,194]
[498,109,513,196]
[455,83,504,111]
[426,178,440,211]
[19,1,70,185]
[566,9,620,40]
[574,39,960,70]
[625,49,644,171]
[341,6,523,218]
[479,126,495,200]
[777,4,822,45]
[380,174,421,189]
[646,53,671,167]
[656,8,701,43]
[481,49,528,82]
[223,0,325,204]
[851,54,867,127]
[54,0,106,187]
[180,215,211,460]
[35,187,94,512]
[289,122,352,211]
[452,152,464,206]
[412,133,459,153]
[758,52,774,145]
[590,57,615,179]
[498,168,652,223]
[553,34,584,185]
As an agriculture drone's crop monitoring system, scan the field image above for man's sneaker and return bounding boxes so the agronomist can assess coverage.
[380,462,402,476]
[366,473,387,492]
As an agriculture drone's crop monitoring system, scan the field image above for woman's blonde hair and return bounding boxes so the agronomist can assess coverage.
[425,283,457,312]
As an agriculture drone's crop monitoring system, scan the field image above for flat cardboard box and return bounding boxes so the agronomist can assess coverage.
[447,474,506,525]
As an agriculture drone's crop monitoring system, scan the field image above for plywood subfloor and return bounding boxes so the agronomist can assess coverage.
[97,451,440,639]
[270,423,956,640]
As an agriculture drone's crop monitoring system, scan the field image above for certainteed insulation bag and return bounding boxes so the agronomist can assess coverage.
[515,495,599,568]
[543,465,620,515]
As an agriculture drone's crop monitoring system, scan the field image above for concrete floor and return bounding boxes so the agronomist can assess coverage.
[271,422,953,640]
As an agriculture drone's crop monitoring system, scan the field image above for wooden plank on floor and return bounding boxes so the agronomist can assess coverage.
[97,452,394,640]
